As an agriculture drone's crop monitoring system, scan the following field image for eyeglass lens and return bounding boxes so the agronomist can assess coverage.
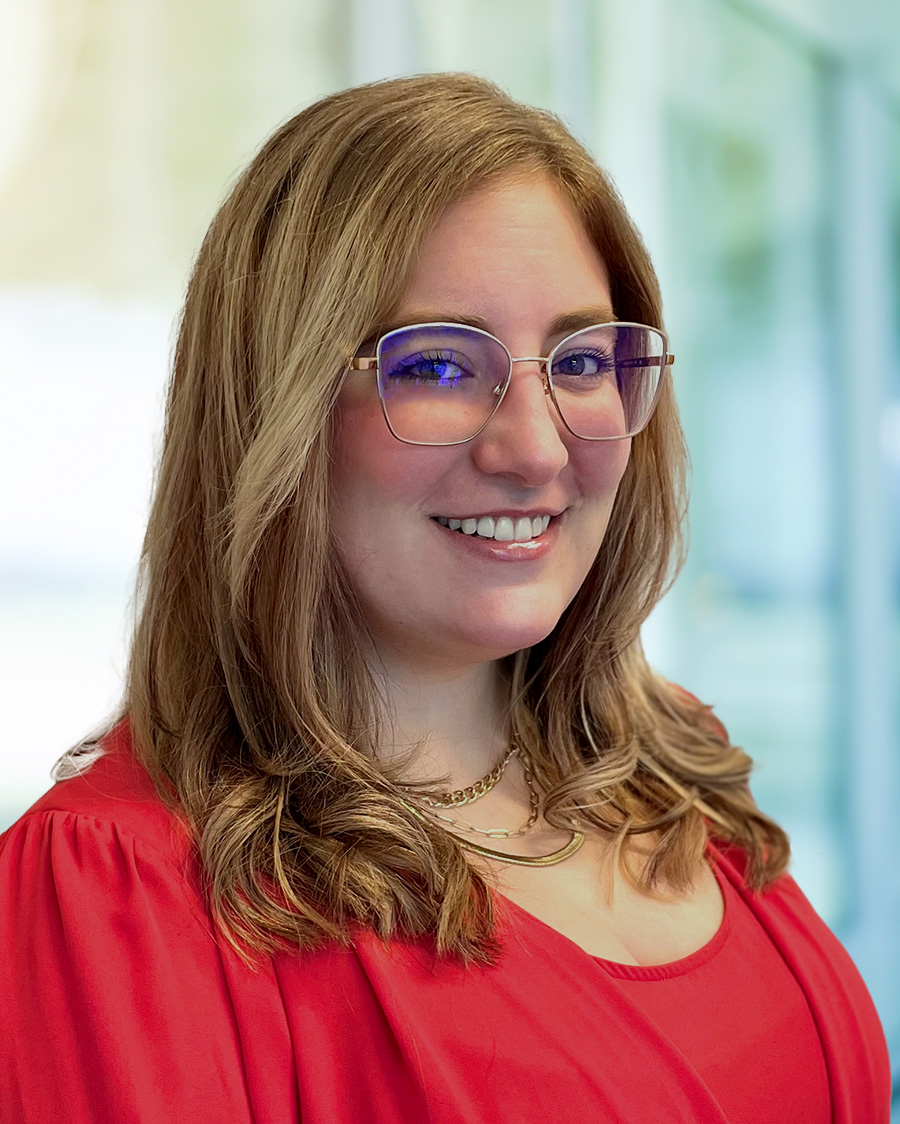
[376,323,665,444]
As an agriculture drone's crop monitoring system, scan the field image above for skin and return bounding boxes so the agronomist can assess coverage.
[329,174,724,964]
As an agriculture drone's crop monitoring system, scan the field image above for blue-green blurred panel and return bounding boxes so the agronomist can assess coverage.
[660,0,848,923]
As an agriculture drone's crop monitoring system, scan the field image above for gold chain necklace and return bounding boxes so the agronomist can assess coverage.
[420,744,518,808]
[424,750,540,837]
[401,747,585,868]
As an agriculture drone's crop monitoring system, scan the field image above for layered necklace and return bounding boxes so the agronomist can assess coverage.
[402,741,584,868]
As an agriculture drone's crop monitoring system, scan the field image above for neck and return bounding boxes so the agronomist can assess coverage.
[368,649,512,790]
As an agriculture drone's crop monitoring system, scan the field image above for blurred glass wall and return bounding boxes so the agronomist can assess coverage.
[1,0,898,1090]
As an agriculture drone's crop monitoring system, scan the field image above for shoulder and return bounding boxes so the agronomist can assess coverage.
[14,719,187,857]
[666,681,730,741]
[0,726,266,1122]
[708,835,883,1019]
[0,720,203,936]
[708,838,892,1111]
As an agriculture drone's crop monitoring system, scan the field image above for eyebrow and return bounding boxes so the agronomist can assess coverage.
[547,306,618,336]
[363,305,618,348]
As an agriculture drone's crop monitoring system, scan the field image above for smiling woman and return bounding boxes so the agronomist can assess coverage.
[0,73,890,1124]
[330,177,634,672]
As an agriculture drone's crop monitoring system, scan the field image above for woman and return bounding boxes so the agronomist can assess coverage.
[0,73,890,1122]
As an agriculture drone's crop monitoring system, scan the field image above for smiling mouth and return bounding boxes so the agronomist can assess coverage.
[432,514,554,542]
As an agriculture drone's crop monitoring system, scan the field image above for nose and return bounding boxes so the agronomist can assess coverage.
[469,360,569,485]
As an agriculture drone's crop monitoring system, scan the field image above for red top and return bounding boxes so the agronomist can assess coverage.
[0,723,890,1123]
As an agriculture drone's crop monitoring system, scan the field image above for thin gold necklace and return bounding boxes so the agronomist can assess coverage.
[424,749,539,837]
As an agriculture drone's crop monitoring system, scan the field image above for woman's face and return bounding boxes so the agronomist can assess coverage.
[330,174,632,671]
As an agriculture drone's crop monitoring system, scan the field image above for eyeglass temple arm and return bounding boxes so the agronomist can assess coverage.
[617,354,675,368]
[349,358,378,370]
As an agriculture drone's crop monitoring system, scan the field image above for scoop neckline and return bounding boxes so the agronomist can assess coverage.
[495,855,733,981]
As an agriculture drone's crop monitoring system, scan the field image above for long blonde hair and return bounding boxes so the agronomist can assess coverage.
[113,73,787,964]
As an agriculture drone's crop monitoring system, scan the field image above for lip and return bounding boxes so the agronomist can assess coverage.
[431,511,562,562]
[431,508,566,520]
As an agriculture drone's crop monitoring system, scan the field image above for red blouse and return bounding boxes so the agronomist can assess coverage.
[558,863,831,1123]
[0,723,891,1123]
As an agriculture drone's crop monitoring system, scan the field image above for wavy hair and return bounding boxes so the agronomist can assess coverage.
[98,73,788,964]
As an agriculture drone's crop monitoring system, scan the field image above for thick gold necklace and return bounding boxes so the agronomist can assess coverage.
[455,829,585,867]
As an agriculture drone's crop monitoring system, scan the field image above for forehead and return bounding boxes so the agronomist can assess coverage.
[394,174,612,337]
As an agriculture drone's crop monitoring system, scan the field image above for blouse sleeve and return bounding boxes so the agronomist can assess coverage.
[0,810,255,1124]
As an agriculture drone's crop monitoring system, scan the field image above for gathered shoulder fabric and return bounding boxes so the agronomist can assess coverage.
[0,722,891,1124]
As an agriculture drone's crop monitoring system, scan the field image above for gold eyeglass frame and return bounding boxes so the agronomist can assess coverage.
[348,320,674,447]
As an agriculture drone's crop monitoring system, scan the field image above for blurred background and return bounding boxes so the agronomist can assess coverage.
[1,0,898,1094]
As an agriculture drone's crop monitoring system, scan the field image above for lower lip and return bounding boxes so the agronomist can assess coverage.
[430,516,562,561]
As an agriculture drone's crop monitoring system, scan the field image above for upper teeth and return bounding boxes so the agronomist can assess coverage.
[435,514,553,541]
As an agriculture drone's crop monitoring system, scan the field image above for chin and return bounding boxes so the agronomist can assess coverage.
[448,603,568,662]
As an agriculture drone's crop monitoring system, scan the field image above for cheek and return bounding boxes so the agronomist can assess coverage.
[330,398,393,514]
[329,372,425,499]
[568,440,632,575]
[329,390,447,545]
[576,437,633,504]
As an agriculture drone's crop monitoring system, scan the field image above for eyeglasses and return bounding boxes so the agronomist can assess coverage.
[349,321,673,446]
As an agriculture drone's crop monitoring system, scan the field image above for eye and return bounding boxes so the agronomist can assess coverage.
[551,348,615,380]
[386,349,475,387]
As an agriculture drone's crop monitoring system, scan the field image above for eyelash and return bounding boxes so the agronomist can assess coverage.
[387,350,475,384]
